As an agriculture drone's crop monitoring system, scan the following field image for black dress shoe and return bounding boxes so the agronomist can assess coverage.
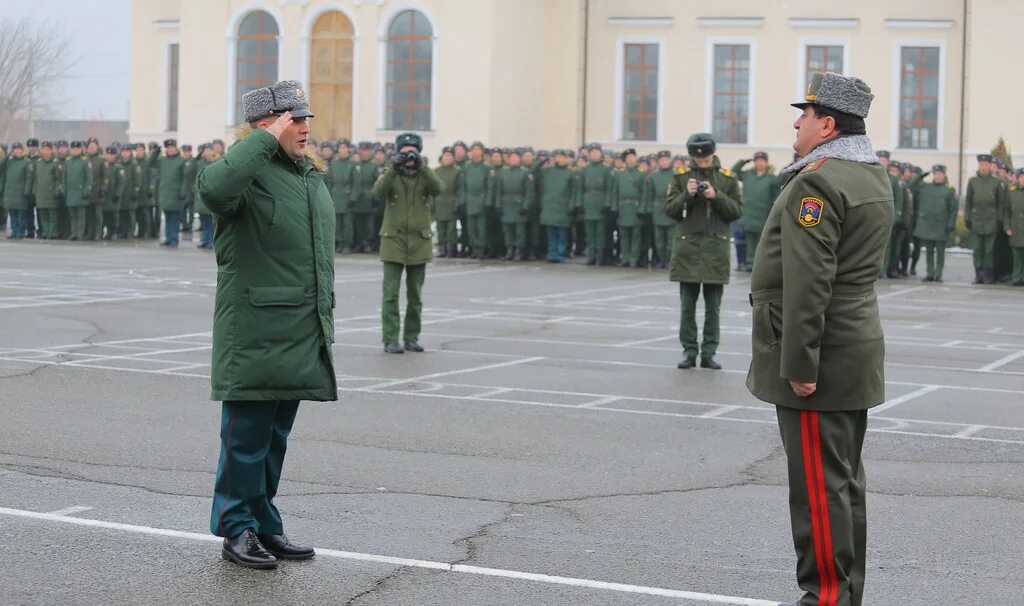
[258,533,315,561]
[222,528,277,569]
[404,341,425,353]
[677,356,697,369]
[700,357,723,370]
[384,342,405,354]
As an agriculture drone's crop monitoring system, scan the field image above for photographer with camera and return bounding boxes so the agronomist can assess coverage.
[373,132,443,354]
[665,133,742,370]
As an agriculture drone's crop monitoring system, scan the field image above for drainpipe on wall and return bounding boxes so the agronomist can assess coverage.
[957,0,969,197]
[579,0,589,147]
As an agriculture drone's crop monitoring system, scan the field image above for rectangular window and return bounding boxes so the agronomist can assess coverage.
[899,46,939,149]
[622,43,658,141]
[712,44,750,144]
[167,43,179,131]
[805,45,843,85]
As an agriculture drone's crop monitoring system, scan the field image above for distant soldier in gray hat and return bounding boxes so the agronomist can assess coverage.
[747,72,893,606]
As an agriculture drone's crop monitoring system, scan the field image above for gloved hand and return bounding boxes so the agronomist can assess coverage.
[965,219,972,231]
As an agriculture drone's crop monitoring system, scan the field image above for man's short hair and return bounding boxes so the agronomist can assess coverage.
[812,105,866,136]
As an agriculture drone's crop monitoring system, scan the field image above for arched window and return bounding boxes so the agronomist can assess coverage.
[385,10,432,131]
[236,11,279,123]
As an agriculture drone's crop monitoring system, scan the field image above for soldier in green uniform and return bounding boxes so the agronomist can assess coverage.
[373,132,442,354]
[194,144,217,249]
[521,148,544,261]
[179,144,197,235]
[134,143,154,239]
[54,140,70,238]
[610,149,646,268]
[318,141,335,187]
[665,134,741,370]
[880,160,912,277]
[100,145,124,239]
[146,142,162,238]
[539,149,577,263]
[63,141,93,241]
[731,151,779,269]
[1006,169,1024,285]
[459,142,491,260]
[909,164,958,282]
[24,138,40,238]
[492,148,534,261]
[119,145,142,240]
[578,143,612,265]
[2,143,32,239]
[747,72,892,606]
[644,151,676,269]
[329,139,356,253]
[30,142,63,240]
[965,153,1008,284]
[485,148,506,259]
[84,138,107,241]
[0,144,6,230]
[432,146,460,258]
[451,141,471,257]
[351,142,381,253]
[875,152,905,278]
[152,139,187,247]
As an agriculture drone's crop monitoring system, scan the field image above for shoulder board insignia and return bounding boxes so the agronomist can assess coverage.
[801,158,829,173]
[1011,185,1018,192]
[676,167,687,175]
[719,168,733,177]
[798,197,825,228]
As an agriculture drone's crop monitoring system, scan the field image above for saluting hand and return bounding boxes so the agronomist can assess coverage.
[790,381,817,398]
[263,111,294,141]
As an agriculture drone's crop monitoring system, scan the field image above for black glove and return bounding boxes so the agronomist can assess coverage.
[391,152,407,169]
[519,205,529,216]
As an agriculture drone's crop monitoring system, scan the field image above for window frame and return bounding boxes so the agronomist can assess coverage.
[614,36,664,142]
[377,5,437,133]
[704,37,757,146]
[795,38,850,104]
[234,10,281,124]
[890,38,946,151]
[895,43,943,150]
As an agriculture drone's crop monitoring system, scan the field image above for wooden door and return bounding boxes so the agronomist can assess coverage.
[310,12,354,140]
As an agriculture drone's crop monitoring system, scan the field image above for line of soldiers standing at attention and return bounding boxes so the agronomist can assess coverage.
[0,138,225,248]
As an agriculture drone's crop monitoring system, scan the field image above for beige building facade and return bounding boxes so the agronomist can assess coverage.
[130,0,1023,190]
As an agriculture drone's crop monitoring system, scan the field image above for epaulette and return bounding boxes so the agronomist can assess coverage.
[801,158,828,173]
[676,167,687,175]
[719,168,733,177]
[1011,185,1018,192]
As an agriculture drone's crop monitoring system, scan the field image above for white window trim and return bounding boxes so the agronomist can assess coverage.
[788,18,859,29]
[224,5,285,127]
[704,36,757,146]
[377,4,439,133]
[795,38,851,107]
[608,17,674,27]
[614,36,665,143]
[162,38,181,134]
[891,38,946,151]
[299,3,361,140]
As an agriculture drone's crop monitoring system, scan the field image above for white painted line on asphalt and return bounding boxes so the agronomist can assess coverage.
[615,335,678,347]
[45,506,93,516]
[977,349,1024,372]
[466,387,514,399]
[870,386,942,415]
[576,396,623,409]
[953,425,986,438]
[362,356,545,391]
[701,406,742,419]
[0,506,779,606]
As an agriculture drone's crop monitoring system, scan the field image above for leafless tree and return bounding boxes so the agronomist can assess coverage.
[0,18,76,140]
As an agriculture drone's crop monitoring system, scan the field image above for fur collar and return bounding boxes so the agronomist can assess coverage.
[782,134,880,175]
[234,124,326,172]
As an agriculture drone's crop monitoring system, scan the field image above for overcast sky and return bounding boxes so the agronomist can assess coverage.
[5,0,132,121]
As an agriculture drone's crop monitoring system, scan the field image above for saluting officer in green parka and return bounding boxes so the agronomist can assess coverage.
[1006,169,1024,285]
[374,133,443,354]
[665,133,741,370]
[747,72,894,606]
[910,164,958,282]
[965,153,1008,284]
[433,146,461,258]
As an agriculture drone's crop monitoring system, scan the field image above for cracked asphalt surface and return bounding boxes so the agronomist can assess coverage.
[1,239,1022,605]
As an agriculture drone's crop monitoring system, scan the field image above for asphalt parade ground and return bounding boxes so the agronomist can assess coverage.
[1,238,1022,606]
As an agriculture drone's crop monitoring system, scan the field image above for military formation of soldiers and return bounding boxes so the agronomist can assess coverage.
[2,135,1023,286]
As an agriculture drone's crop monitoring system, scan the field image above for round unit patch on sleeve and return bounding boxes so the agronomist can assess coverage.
[798,197,825,228]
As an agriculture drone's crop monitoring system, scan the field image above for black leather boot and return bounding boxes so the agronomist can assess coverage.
[222,528,277,569]
[700,357,723,370]
[258,533,315,561]
[384,342,405,354]
[677,356,697,369]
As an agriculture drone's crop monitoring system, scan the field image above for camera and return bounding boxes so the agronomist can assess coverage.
[696,182,709,195]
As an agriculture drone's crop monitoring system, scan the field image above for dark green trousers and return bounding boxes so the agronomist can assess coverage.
[584,218,607,256]
[972,233,996,269]
[679,282,723,358]
[336,212,354,250]
[83,204,103,239]
[102,210,119,238]
[653,225,673,265]
[37,208,58,239]
[745,230,762,268]
[436,219,458,246]
[923,240,946,279]
[777,406,867,606]
[1011,247,1024,283]
[466,213,487,248]
[502,221,526,249]
[118,209,135,239]
[382,262,426,344]
[618,225,642,265]
[68,207,87,239]
[136,207,152,239]
[354,213,376,248]
[210,400,299,538]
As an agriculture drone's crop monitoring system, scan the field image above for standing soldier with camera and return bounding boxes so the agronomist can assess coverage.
[374,133,443,354]
[665,134,741,370]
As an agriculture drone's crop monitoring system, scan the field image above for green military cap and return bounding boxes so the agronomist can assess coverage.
[104,145,117,154]
[336,138,351,147]
[657,150,672,159]
[470,140,485,150]
[620,148,636,160]
[452,140,467,149]
[753,151,768,161]
[181,144,193,152]
[164,138,177,147]
[70,141,83,149]
[440,145,454,155]
[507,148,521,157]
[976,153,992,162]
[932,164,947,173]
[56,140,69,148]
[686,133,716,158]
[11,142,23,150]
[586,142,602,152]
[26,138,39,147]
[395,132,422,151]
[357,141,372,150]
[793,72,874,119]
[242,80,314,122]
[876,150,891,159]
[40,141,53,148]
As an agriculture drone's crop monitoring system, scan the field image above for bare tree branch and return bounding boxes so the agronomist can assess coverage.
[0,18,78,140]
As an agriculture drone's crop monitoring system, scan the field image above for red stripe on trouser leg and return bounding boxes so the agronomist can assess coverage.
[810,412,840,606]
[801,411,832,605]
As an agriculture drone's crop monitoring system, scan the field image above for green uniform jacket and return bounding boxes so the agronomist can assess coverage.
[31,158,63,209]
[578,162,612,221]
[63,156,93,208]
[181,158,197,208]
[900,179,915,231]
[139,152,158,208]
[611,167,646,227]
[373,164,443,266]
[664,161,742,284]
[2,156,33,210]
[494,166,535,223]
[1006,185,1024,248]
[197,127,337,402]
[912,180,958,241]
[965,173,1006,235]
[329,156,356,214]
[731,159,778,234]
[87,153,107,206]
[746,158,893,412]
[538,165,577,228]
[885,173,906,228]
[191,158,210,214]
[644,168,677,228]
[103,160,128,212]
[155,154,187,212]
[459,161,491,216]
[432,164,460,222]
[122,159,143,212]
[350,160,382,214]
